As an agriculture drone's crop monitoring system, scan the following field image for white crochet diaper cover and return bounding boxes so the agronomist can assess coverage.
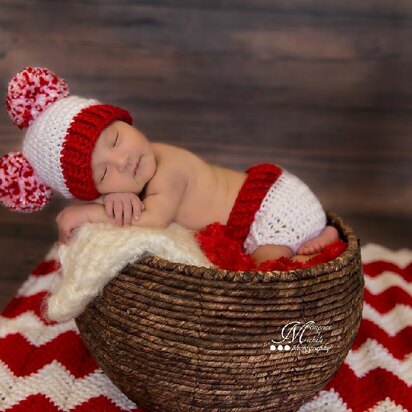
[243,170,326,254]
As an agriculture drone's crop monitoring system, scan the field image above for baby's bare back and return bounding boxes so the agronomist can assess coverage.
[149,143,247,230]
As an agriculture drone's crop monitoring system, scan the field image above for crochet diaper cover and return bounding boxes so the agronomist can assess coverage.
[226,164,326,254]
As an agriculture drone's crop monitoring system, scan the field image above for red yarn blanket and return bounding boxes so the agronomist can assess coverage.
[0,243,410,411]
[196,221,347,271]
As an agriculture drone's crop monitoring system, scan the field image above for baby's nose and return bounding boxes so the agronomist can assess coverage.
[114,155,130,172]
[120,157,130,171]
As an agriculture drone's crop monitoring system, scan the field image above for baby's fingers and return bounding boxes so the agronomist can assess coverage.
[113,200,125,226]
[122,200,133,226]
[131,197,144,220]
[58,225,71,244]
[104,199,115,219]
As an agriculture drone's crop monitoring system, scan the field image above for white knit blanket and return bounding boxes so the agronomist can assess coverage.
[46,222,214,323]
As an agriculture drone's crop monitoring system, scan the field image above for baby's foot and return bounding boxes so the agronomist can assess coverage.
[297,226,339,255]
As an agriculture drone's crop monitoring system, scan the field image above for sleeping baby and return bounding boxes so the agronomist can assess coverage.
[0,67,338,264]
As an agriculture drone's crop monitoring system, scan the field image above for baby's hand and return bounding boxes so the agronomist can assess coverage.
[103,192,145,226]
[56,203,96,244]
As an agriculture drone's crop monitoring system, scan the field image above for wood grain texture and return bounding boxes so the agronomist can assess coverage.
[0,0,411,310]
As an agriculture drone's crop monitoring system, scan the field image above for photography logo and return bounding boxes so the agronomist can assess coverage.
[269,320,332,354]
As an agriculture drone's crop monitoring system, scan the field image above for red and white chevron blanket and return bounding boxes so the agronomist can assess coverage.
[0,243,411,411]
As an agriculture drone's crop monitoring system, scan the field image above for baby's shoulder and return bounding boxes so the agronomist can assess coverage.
[152,142,204,174]
[152,142,196,161]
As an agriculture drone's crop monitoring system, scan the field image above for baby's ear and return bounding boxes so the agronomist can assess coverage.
[0,152,52,212]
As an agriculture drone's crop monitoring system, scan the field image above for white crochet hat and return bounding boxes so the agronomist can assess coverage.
[0,67,133,212]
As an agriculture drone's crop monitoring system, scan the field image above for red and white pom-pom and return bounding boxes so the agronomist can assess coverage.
[6,67,70,129]
[0,152,52,212]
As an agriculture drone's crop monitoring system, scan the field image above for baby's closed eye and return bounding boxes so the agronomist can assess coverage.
[113,132,119,147]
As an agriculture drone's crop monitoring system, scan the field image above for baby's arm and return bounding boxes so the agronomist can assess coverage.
[133,192,180,228]
[57,181,184,243]
[133,166,187,228]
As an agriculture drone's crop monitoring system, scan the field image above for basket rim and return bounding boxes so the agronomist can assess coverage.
[130,211,360,282]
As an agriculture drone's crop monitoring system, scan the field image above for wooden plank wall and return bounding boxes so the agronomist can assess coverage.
[0,0,411,309]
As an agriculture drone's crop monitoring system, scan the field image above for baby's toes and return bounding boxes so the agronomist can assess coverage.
[308,246,317,255]
[313,243,322,253]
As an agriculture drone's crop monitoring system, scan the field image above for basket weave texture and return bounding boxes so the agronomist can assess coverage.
[76,212,364,412]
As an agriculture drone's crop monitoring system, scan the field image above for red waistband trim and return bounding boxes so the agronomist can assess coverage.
[225,163,282,243]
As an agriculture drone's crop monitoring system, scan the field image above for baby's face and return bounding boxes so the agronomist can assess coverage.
[91,121,156,195]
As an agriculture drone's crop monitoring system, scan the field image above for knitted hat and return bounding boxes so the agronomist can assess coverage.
[0,67,133,212]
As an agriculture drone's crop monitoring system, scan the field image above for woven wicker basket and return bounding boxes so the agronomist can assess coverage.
[76,212,364,412]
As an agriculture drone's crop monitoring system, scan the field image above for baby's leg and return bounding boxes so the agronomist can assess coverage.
[251,244,294,264]
[297,226,339,255]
